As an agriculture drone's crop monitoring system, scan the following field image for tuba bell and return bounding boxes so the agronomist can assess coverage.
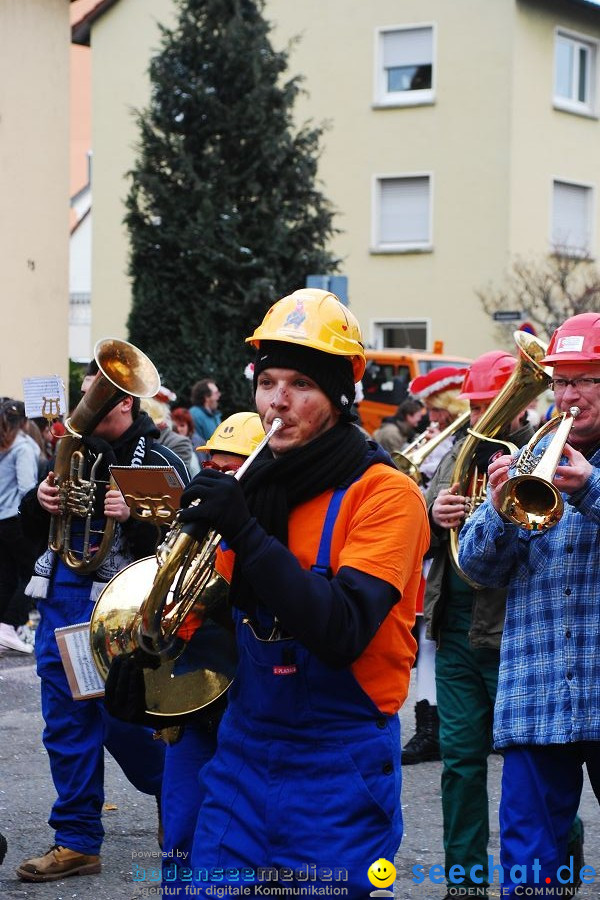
[392,411,470,484]
[448,331,552,589]
[49,338,160,573]
[89,417,283,719]
[497,406,580,531]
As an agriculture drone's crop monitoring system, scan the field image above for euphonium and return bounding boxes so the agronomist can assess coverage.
[89,417,283,718]
[49,338,160,573]
[392,411,470,484]
[448,331,552,589]
[497,406,580,531]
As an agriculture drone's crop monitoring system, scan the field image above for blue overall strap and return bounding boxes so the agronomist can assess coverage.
[311,487,348,578]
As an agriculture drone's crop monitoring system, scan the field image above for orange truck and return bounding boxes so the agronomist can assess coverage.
[360,348,472,435]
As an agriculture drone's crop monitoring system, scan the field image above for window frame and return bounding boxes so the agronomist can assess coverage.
[373,23,436,109]
[550,177,595,258]
[370,318,431,350]
[553,26,598,118]
[371,172,434,254]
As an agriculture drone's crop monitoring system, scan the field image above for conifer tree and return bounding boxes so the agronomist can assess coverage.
[126,0,338,411]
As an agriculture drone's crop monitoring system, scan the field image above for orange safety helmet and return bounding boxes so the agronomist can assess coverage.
[459,350,516,401]
[541,313,600,365]
[196,412,265,457]
[246,288,366,382]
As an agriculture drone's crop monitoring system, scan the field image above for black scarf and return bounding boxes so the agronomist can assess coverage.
[229,423,393,613]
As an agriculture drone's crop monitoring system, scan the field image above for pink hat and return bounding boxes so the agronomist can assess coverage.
[409,366,469,401]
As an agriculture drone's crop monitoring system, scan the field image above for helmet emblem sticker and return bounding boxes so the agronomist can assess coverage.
[283,299,307,330]
[556,335,584,353]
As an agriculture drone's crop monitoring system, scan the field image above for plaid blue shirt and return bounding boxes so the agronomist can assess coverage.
[458,444,600,748]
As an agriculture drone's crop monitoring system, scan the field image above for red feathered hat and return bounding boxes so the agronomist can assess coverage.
[409,366,469,401]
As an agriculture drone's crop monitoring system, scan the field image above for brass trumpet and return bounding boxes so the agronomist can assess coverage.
[497,406,580,531]
[49,339,160,572]
[89,417,283,718]
[392,412,470,484]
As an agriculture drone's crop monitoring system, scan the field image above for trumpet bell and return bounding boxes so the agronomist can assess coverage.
[498,474,564,531]
[95,338,161,399]
[90,557,236,717]
[495,405,579,533]
[390,453,422,485]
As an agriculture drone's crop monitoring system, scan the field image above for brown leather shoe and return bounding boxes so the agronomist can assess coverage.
[16,845,101,882]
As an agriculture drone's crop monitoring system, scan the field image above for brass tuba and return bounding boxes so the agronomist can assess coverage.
[497,406,580,531]
[448,331,552,589]
[392,411,470,484]
[89,417,283,719]
[49,338,160,573]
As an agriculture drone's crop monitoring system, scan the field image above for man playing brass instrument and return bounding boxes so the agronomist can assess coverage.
[16,363,189,883]
[423,350,535,900]
[176,288,429,897]
[459,314,600,898]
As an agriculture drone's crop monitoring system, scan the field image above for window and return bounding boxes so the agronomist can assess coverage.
[373,175,432,252]
[372,320,429,350]
[554,29,597,115]
[362,361,411,406]
[551,180,593,256]
[375,25,434,107]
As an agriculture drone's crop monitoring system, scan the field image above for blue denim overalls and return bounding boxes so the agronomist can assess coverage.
[36,532,164,855]
[190,488,402,898]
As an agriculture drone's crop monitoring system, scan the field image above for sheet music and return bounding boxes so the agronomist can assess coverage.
[55,622,105,700]
[22,376,67,420]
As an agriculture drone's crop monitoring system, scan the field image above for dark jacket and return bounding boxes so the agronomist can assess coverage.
[20,411,189,562]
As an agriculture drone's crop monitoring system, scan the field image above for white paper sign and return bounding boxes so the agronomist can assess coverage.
[22,376,67,420]
[55,622,105,700]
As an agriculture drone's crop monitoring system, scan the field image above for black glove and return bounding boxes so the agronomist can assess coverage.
[104,648,160,726]
[178,469,251,543]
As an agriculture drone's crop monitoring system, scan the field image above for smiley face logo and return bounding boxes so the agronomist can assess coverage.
[367,858,396,889]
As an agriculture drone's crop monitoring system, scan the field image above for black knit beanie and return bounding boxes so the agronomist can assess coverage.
[253,340,356,417]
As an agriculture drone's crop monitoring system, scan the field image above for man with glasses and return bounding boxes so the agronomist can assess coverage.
[458,313,600,898]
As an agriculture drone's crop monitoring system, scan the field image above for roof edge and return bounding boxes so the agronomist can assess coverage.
[72,0,121,46]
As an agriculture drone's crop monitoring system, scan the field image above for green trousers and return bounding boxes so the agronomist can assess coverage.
[436,623,499,890]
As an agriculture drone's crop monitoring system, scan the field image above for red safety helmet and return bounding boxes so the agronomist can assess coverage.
[459,351,516,401]
[541,313,600,365]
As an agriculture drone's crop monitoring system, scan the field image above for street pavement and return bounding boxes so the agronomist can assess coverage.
[0,649,597,900]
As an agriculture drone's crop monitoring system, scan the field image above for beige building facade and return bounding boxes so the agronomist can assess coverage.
[1,0,70,399]
[76,0,600,358]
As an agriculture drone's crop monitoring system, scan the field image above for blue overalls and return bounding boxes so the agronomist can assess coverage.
[161,621,238,887]
[36,554,165,855]
[190,489,402,899]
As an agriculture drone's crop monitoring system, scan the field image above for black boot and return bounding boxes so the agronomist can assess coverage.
[402,699,440,765]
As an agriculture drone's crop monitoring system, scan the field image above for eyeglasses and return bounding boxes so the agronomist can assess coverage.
[550,377,600,394]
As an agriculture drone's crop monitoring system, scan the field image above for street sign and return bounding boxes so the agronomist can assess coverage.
[492,310,522,322]
[519,321,537,335]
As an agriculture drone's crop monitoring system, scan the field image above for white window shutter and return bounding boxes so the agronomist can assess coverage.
[552,181,591,252]
[380,177,430,244]
[383,28,432,68]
